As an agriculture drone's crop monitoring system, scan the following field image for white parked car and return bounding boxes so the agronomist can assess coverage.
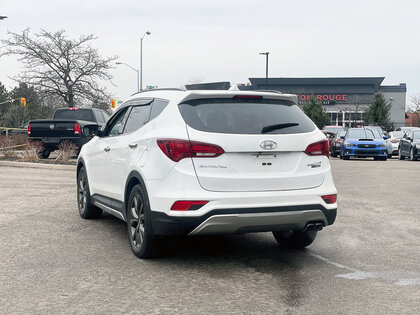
[386,131,405,157]
[76,89,338,258]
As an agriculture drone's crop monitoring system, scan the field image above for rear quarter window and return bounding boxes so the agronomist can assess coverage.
[178,98,315,134]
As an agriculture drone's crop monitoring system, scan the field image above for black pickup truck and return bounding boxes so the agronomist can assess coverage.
[28,108,109,158]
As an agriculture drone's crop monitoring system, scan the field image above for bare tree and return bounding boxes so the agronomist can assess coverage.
[408,94,420,126]
[1,29,117,107]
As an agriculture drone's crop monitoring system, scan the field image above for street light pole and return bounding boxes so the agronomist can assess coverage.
[116,62,140,92]
[140,31,151,91]
[259,52,269,90]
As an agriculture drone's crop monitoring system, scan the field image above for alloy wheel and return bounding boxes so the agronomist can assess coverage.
[130,194,145,249]
[78,172,87,213]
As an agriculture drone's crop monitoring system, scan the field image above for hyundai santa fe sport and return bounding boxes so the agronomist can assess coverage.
[76,89,338,258]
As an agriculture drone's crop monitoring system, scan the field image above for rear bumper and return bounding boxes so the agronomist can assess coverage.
[150,205,337,236]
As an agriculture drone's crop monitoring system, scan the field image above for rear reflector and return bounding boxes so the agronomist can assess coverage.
[27,123,31,135]
[305,140,329,157]
[171,201,208,211]
[322,194,337,204]
[157,139,224,162]
[74,123,81,135]
[391,139,399,143]
[69,108,79,110]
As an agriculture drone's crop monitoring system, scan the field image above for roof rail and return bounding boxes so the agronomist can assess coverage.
[130,88,185,96]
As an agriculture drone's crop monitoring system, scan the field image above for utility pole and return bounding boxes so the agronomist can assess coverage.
[140,31,151,91]
[259,52,269,90]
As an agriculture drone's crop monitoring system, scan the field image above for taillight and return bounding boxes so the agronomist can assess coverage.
[171,200,208,211]
[27,124,31,135]
[322,194,337,204]
[69,108,79,110]
[391,139,399,143]
[304,140,329,157]
[157,139,224,162]
[74,123,81,135]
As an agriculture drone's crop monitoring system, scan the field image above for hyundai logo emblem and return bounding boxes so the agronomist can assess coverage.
[260,140,277,150]
[49,124,55,130]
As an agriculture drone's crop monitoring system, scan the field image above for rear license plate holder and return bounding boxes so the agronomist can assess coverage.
[42,137,60,143]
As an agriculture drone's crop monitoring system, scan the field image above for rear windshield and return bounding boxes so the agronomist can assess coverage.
[53,109,94,122]
[347,129,379,139]
[390,131,404,138]
[178,98,315,134]
[324,127,343,134]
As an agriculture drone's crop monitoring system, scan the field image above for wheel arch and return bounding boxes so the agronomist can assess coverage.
[124,171,149,218]
[76,158,85,179]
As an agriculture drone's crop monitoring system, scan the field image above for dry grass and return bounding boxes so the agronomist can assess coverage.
[55,141,77,162]
[0,136,18,158]
[19,141,43,162]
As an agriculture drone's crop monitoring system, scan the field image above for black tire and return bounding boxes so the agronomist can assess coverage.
[410,148,417,161]
[380,156,387,161]
[374,157,380,161]
[273,230,317,249]
[387,154,392,158]
[331,150,337,158]
[77,167,102,219]
[343,155,349,160]
[398,149,405,160]
[37,149,50,159]
[127,184,160,259]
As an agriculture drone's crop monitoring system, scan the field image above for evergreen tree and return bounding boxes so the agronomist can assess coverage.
[0,82,9,123]
[364,92,392,130]
[302,96,331,129]
[9,83,44,120]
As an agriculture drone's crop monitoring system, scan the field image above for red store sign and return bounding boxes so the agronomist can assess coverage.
[298,94,348,102]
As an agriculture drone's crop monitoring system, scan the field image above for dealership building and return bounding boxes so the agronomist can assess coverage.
[237,77,407,128]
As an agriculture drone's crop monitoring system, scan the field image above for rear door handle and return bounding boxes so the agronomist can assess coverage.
[104,146,111,152]
[129,143,138,149]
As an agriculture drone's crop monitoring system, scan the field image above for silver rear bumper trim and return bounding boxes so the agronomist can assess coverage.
[188,210,327,235]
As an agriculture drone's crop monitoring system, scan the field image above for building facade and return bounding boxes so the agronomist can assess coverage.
[240,77,407,128]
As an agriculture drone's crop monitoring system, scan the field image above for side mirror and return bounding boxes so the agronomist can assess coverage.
[383,136,387,140]
[83,125,99,137]
[340,135,345,139]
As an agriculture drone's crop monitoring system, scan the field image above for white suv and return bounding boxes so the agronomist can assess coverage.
[77,89,337,258]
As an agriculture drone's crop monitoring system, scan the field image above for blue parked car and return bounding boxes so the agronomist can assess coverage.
[340,128,388,161]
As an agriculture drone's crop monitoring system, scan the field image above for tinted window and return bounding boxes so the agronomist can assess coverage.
[178,98,315,134]
[93,110,105,124]
[106,108,129,137]
[347,129,378,139]
[150,99,169,120]
[123,105,152,134]
[53,109,94,122]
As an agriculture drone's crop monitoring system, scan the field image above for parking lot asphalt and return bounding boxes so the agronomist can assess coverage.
[0,158,419,314]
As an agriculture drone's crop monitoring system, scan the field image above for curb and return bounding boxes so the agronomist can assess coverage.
[0,160,76,171]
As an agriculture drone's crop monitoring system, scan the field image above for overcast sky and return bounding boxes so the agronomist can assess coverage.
[1,0,419,102]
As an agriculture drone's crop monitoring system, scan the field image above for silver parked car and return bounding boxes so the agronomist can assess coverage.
[386,131,405,157]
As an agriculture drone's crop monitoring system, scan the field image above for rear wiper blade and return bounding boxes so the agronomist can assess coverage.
[261,123,299,134]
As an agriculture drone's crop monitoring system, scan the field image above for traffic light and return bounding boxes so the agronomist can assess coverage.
[20,98,26,107]
[110,99,116,109]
